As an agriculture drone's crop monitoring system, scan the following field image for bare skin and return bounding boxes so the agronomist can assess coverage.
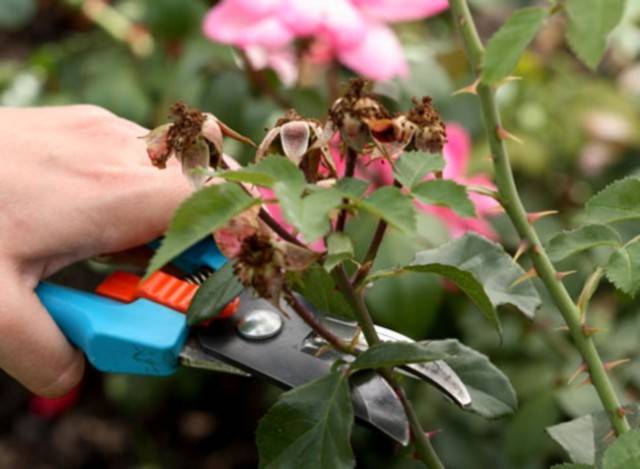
[0,105,191,397]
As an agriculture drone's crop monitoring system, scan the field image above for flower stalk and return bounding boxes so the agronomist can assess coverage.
[449,0,630,435]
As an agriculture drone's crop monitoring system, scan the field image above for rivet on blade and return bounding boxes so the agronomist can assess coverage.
[236,309,283,340]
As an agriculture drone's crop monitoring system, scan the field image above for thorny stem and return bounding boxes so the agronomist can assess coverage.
[449,0,630,434]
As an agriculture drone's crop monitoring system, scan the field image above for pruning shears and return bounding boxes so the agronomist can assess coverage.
[36,237,471,445]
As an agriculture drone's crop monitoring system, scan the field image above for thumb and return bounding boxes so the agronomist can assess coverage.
[0,263,85,397]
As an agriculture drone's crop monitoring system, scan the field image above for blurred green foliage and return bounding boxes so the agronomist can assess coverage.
[2,0,640,467]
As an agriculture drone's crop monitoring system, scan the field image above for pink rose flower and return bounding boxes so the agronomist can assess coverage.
[202,0,448,82]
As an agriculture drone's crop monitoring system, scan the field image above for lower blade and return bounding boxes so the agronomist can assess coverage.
[350,371,409,445]
[180,338,250,376]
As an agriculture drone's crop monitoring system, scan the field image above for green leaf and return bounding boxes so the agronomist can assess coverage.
[546,224,622,262]
[252,155,306,189]
[481,7,548,84]
[325,233,354,272]
[412,180,476,217]
[299,189,344,242]
[585,177,640,224]
[394,152,445,189]
[215,169,276,187]
[249,156,341,242]
[350,342,444,371]
[335,178,369,198]
[256,371,355,469]
[602,429,640,469]
[406,233,541,335]
[547,404,640,466]
[605,238,640,297]
[146,184,257,277]
[428,339,518,418]
[550,465,593,469]
[565,0,627,70]
[359,186,417,234]
[187,263,244,325]
[290,266,354,319]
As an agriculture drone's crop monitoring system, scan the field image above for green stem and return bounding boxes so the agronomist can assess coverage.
[333,266,446,469]
[449,0,629,435]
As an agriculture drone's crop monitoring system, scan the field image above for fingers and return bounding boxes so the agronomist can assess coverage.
[0,264,85,397]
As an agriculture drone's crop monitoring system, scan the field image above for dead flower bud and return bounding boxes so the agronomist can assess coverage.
[257,109,335,181]
[144,123,172,169]
[328,78,392,153]
[214,209,319,303]
[403,96,447,153]
[144,101,254,189]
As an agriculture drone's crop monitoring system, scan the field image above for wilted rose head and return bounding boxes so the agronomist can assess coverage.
[257,109,336,182]
[143,102,255,188]
[328,78,392,152]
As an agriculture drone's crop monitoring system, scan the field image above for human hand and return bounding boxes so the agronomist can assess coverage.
[0,106,190,397]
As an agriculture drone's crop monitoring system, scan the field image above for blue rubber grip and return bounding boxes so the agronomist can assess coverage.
[36,282,188,376]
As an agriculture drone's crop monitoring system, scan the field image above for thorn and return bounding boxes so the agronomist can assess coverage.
[314,344,334,358]
[486,205,506,216]
[527,210,558,224]
[582,324,606,337]
[452,78,479,96]
[513,241,529,263]
[496,126,524,144]
[510,268,537,288]
[347,327,363,353]
[553,325,570,332]
[556,270,577,281]
[467,185,500,199]
[496,75,522,87]
[617,407,629,418]
[567,363,587,385]
[425,429,442,440]
[603,429,616,444]
[531,244,542,255]
[604,358,630,372]
[577,375,592,387]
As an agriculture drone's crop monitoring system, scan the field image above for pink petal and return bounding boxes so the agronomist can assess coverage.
[354,0,449,23]
[420,204,497,240]
[442,122,471,179]
[280,0,366,49]
[202,1,292,48]
[337,23,409,81]
[244,46,299,87]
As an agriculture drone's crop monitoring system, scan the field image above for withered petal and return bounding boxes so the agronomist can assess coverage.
[179,138,210,189]
[256,126,282,161]
[280,121,310,165]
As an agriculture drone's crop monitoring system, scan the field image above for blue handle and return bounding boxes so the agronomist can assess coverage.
[37,237,227,376]
[36,282,188,376]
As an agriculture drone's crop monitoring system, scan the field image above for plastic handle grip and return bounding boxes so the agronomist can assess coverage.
[36,282,188,376]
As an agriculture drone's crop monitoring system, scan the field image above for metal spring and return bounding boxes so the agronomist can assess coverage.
[183,267,214,285]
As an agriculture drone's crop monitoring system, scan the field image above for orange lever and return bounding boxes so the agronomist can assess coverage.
[96,270,239,319]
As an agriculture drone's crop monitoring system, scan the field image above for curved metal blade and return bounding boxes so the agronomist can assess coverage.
[319,317,472,408]
[350,371,409,445]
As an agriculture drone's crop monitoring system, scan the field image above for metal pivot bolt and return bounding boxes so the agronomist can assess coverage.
[236,309,283,340]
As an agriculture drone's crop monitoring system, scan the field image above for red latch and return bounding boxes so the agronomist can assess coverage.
[96,270,239,319]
